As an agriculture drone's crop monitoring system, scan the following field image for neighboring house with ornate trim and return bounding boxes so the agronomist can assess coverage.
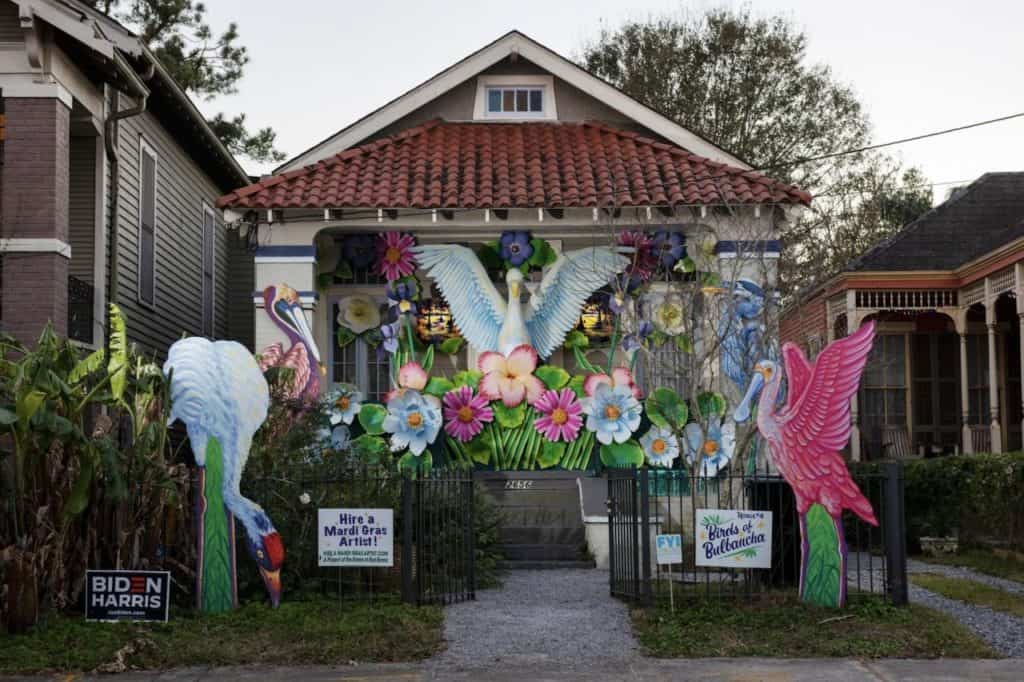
[781,172,1024,460]
[0,0,254,353]
[216,30,808,406]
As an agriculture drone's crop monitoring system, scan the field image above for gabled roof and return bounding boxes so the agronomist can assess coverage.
[218,119,809,210]
[17,0,249,189]
[275,30,750,174]
[849,172,1024,272]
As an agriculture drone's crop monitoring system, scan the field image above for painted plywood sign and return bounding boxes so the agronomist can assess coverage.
[695,509,772,569]
[318,509,394,567]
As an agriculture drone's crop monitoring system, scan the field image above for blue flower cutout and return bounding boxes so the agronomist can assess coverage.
[342,234,375,270]
[653,231,686,269]
[324,383,363,425]
[683,416,736,477]
[622,320,654,352]
[583,383,642,445]
[382,389,442,456]
[640,426,680,467]
[330,425,351,451]
[500,231,534,267]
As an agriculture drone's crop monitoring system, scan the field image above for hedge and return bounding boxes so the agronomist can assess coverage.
[854,453,1024,554]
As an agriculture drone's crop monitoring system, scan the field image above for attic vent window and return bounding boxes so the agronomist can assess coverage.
[474,75,557,121]
[487,87,543,114]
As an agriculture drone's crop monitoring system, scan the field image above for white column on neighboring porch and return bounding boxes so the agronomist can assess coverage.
[846,290,862,462]
[959,331,972,454]
[984,279,1002,453]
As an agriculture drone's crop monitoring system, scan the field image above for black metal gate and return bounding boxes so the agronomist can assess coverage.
[607,463,908,607]
[401,469,476,606]
[607,467,652,604]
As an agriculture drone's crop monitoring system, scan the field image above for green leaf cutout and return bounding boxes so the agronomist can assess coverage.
[803,503,842,608]
[573,346,598,373]
[697,391,728,418]
[421,345,435,373]
[336,326,356,349]
[645,387,687,429]
[424,376,454,398]
[538,440,566,468]
[599,440,645,468]
[535,366,570,390]
[492,402,526,429]
[568,375,587,398]
[398,450,432,474]
[358,403,388,435]
[439,337,465,355]
[562,329,589,350]
[464,429,496,465]
[350,434,389,462]
[674,334,694,353]
[452,370,482,389]
[528,238,558,268]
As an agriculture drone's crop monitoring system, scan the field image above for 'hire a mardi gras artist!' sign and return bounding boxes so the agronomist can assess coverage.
[318,509,394,567]
[695,509,772,569]
[86,570,170,622]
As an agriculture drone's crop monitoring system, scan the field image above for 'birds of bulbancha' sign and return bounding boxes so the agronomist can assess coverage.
[695,510,772,569]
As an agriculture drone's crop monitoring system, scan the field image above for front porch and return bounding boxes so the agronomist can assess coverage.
[829,265,1024,459]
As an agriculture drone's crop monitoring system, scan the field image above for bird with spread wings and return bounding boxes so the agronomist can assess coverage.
[413,244,629,358]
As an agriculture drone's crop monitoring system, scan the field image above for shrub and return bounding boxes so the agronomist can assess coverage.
[0,311,192,632]
[855,453,1024,554]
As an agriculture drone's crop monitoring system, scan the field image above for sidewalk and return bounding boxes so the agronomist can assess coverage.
[12,658,1018,681]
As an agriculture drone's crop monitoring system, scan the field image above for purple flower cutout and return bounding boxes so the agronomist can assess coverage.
[500,231,534,267]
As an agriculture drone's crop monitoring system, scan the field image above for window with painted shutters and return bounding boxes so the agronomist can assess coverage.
[202,206,216,337]
[138,141,157,305]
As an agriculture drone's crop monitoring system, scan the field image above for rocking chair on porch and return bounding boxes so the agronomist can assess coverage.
[878,425,915,460]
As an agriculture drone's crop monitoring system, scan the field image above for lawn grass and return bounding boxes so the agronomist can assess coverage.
[632,593,996,658]
[916,549,1024,584]
[0,599,443,675]
[911,573,1024,618]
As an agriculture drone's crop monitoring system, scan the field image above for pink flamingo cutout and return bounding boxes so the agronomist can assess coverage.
[734,321,878,607]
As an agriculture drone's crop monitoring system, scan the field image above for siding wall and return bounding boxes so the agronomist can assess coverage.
[779,290,829,357]
[111,96,231,357]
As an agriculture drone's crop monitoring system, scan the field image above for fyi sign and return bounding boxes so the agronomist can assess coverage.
[86,570,170,622]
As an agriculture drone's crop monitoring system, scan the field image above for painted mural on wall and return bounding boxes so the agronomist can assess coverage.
[164,338,284,612]
[733,322,878,608]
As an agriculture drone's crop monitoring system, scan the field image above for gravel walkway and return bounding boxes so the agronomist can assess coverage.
[429,569,639,671]
[908,557,1024,594]
[907,582,1024,657]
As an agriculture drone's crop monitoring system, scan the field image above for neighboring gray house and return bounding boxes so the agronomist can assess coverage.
[0,0,254,354]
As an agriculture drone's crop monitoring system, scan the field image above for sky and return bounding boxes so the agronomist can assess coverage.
[200,0,1024,201]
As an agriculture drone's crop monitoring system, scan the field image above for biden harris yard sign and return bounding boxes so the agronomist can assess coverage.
[86,570,170,622]
[318,509,394,567]
[695,509,772,569]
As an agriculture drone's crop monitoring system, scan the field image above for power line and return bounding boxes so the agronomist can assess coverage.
[755,111,1024,172]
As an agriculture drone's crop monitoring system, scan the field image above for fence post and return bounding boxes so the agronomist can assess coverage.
[465,470,476,600]
[883,461,909,606]
[639,467,653,606]
[401,473,414,604]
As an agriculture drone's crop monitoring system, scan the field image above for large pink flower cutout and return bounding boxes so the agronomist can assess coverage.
[384,361,429,403]
[442,385,494,442]
[584,366,643,400]
[376,232,417,281]
[478,345,545,408]
[534,388,583,442]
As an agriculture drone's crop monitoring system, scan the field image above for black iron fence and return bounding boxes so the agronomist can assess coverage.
[607,461,908,606]
[240,462,475,607]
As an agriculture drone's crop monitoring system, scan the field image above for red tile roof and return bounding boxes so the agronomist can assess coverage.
[218,120,810,210]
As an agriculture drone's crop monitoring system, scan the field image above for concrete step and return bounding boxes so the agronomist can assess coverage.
[498,543,584,561]
[498,559,596,570]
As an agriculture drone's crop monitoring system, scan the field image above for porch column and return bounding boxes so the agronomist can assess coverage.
[985,288,1002,453]
[0,96,72,345]
[1020,312,1024,446]
[960,332,973,454]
